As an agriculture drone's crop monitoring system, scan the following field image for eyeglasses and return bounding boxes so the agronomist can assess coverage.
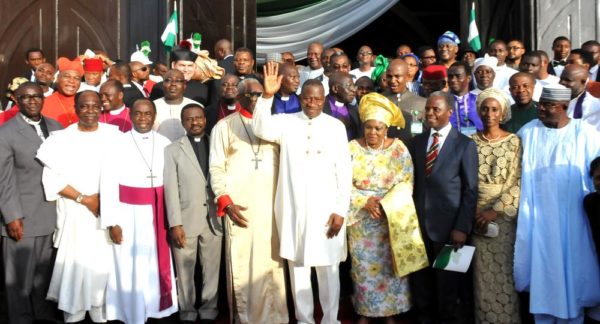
[133,66,149,73]
[243,92,262,98]
[164,78,185,84]
[358,51,373,56]
[18,94,44,101]
[539,101,564,109]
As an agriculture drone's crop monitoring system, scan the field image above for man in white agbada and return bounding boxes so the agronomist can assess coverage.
[153,69,203,141]
[514,84,600,323]
[36,91,121,322]
[252,62,352,324]
[100,98,178,323]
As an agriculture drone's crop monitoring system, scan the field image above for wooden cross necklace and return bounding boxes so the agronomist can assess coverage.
[239,114,262,169]
[130,130,156,186]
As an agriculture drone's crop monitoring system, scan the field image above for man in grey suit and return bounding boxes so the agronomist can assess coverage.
[408,91,478,324]
[0,82,62,324]
[384,59,427,145]
[164,103,223,323]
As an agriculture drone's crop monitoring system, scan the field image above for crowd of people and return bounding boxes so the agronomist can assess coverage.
[0,29,599,324]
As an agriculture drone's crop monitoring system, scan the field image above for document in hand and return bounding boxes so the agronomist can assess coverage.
[432,245,475,273]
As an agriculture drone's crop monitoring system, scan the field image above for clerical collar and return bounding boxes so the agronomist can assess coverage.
[187,134,204,142]
[334,100,345,107]
[227,104,236,111]
[280,95,290,101]
[109,105,126,115]
[132,128,153,140]
[20,113,42,125]
[239,107,253,118]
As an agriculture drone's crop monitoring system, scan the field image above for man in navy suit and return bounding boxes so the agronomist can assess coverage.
[409,91,478,324]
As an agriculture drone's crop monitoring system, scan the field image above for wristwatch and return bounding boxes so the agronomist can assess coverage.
[75,194,84,203]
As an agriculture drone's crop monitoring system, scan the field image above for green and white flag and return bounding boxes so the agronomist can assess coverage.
[161,8,178,51]
[432,245,475,273]
[468,2,481,51]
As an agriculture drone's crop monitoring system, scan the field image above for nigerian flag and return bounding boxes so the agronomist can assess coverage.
[468,2,481,51]
[161,9,178,51]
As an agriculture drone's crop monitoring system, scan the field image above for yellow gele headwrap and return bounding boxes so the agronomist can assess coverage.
[359,92,405,128]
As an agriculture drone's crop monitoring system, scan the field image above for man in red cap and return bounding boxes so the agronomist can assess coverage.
[42,57,83,127]
[420,65,448,98]
[78,58,104,92]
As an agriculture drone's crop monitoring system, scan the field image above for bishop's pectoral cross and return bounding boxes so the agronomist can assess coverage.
[147,170,157,187]
[252,153,262,170]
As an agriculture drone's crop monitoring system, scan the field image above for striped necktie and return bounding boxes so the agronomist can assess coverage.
[425,133,440,176]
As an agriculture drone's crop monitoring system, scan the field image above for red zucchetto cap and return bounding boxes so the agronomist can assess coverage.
[83,58,104,72]
[57,57,84,76]
[422,65,447,80]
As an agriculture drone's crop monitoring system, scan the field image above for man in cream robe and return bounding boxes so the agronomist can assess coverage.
[209,78,288,323]
[36,91,121,322]
[100,99,178,323]
[252,62,352,324]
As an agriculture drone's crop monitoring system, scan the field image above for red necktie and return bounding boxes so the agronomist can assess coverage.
[425,133,440,176]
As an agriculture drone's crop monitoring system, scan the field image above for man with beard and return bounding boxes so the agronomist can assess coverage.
[206,74,240,133]
[0,83,62,324]
[153,70,203,141]
[506,39,526,70]
[98,79,132,132]
[210,77,288,323]
[272,63,301,114]
[34,63,56,97]
[437,31,460,69]
[150,48,210,106]
[42,57,83,127]
[324,72,361,140]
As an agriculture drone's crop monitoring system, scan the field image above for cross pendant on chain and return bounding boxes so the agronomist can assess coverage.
[252,154,262,170]
[147,171,157,187]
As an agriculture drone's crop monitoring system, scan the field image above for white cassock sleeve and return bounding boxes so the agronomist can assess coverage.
[251,96,288,143]
[209,119,231,202]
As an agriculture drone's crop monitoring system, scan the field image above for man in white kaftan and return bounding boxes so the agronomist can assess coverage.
[252,62,352,324]
[100,99,178,323]
[36,91,121,322]
[514,85,600,323]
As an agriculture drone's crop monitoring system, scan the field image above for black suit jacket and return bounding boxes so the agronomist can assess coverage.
[123,83,145,108]
[322,97,361,140]
[218,55,235,75]
[409,127,478,243]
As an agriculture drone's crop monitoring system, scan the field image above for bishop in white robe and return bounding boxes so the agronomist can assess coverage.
[252,63,352,324]
[100,99,178,323]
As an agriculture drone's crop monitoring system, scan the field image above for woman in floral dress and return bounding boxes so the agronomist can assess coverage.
[348,93,428,324]
[471,88,522,323]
